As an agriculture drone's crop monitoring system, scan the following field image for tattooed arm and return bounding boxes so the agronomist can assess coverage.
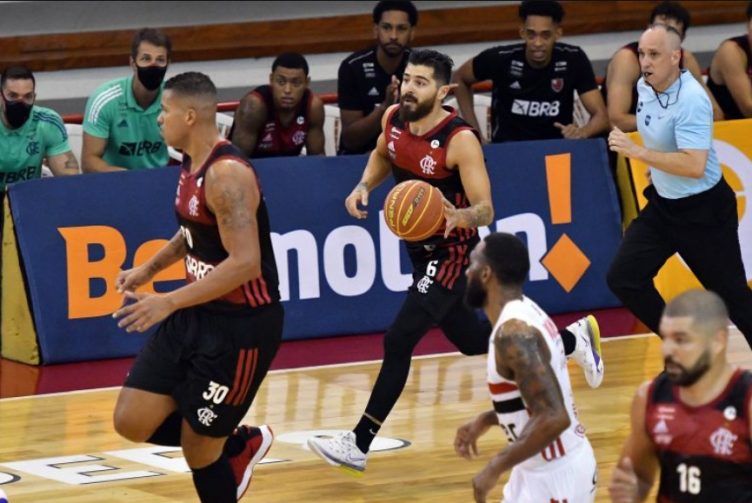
[113,159,261,333]
[471,319,570,502]
[492,320,570,469]
[163,158,261,310]
[443,129,493,237]
[116,228,188,293]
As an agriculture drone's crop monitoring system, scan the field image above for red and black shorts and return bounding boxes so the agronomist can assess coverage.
[124,302,284,437]
[406,238,478,320]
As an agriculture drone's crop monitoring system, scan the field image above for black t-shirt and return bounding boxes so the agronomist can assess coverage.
[337,46,409,154]
[707,35,752,120]
[472,42,598,142]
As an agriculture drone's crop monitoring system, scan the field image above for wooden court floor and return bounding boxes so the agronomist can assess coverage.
[0,332,750,502]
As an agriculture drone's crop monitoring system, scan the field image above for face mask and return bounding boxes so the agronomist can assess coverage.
[136,65,167,91]
[2,94,33,129]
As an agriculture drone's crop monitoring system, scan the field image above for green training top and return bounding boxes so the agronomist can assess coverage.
[83,75,168,170]
[0,105,70,189]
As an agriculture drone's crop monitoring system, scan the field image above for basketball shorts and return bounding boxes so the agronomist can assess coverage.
[124,302,284,437]
[407,238,478,320]
[502,440,597,503]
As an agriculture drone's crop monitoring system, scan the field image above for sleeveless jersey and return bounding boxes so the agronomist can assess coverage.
[385,105,480,251]
[646,369,752,502]
[174,140,280,310]
[487,296,590,470]
[601,42,686,116]
[231,85,312,158]
[707,35,752,120]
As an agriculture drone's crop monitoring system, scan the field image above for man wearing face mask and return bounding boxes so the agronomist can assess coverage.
[82,28,171,172]
[0,66,80,189]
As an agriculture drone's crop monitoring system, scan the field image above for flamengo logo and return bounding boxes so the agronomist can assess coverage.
[419,154,436,175]
[709,426,737,456]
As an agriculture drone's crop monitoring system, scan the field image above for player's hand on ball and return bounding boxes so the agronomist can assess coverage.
[345,184,369,219]
[113,291,175,333]
[442,197,459,238]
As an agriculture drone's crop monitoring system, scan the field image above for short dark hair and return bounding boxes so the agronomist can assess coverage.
[131,28,172,59]
[519,0,564,24]
[272,52,309,76]
[373,1,418,26]
[1,65,35,89]
[747,1,752,21]
[650,1,691,38]
[482,233,530,287]
[164,72,217,102]
[407,48,453,85]
[663,289,729,336]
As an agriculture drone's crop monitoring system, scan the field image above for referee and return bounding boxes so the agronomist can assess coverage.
[608,24,752,347]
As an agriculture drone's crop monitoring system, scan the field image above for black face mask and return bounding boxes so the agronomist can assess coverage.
[2,94,33,129]
[136,65,167,91]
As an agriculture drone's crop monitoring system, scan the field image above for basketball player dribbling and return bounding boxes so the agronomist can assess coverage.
[308,48,603,475]
[112,72,282,502]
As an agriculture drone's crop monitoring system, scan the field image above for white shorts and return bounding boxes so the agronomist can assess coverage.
[501,440,597,503]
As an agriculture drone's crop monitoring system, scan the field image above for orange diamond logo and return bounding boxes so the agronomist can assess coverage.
[541,234,590,292]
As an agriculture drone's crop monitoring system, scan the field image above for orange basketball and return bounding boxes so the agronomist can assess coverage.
[383,180,445,242]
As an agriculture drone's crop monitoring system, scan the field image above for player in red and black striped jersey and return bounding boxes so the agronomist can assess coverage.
[610,289,752,503]
[231,52,325,159]
[113,72,282,502]
[308,48,495,474]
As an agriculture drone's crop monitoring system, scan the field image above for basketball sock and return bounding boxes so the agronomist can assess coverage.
[353,415,381,454]
[224,431,246,457]
[560,329,576,356]
[147,412,182,447]
[191,453,236,502]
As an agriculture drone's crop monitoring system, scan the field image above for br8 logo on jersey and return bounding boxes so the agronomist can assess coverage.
[511,99,560,117]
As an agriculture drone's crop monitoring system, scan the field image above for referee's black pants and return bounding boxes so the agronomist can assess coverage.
[607,178,752,347]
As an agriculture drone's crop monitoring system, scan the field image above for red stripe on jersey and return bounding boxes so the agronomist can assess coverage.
[234,349,258,406]
[437,246,453,283]
[489,382,518,394]
[225,349,248,405]
[447,244,468,289]
[258,276,272,304]
[232,349,255,405]
[243,283,259,308]
[441,248,459,288]
[251,279,265,306]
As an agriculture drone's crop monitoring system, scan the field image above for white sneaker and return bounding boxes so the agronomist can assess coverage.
[307,431,367,475]
[566,315,604,388]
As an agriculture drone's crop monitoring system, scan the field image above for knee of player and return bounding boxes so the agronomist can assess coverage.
[112,408,151,443]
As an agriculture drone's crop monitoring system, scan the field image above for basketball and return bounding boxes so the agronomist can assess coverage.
[383,180,445,241]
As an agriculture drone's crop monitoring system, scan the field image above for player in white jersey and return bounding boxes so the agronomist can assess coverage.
[454,232,597,503]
